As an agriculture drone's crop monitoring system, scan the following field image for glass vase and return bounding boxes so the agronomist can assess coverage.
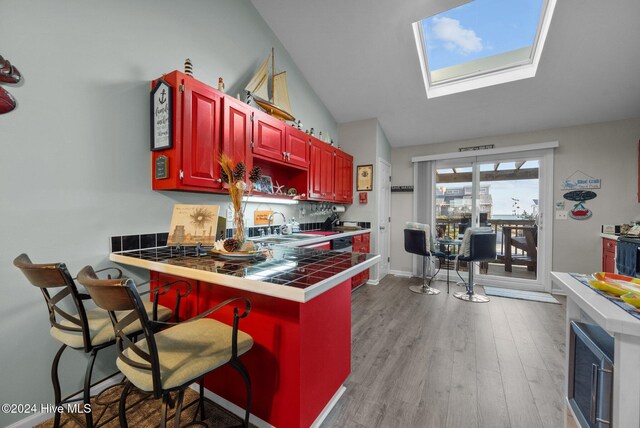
[233,209,245,244]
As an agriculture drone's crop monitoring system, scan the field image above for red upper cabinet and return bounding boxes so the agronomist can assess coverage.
[252,109,287,163]
[152,71,223,192]
[222,96,252,173]
[334,149,353,203]
[285,127,310,168]
[309,138,335,201]
[252,109,309,169]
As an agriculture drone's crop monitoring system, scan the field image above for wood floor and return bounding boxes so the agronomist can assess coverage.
[322,275,569,428]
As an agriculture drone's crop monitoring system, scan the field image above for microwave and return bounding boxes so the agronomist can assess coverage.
[568,321,614,428]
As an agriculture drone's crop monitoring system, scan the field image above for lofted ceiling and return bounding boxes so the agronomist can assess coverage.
[251,0,640,147]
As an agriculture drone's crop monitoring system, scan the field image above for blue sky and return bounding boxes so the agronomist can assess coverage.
[421,0,544,71]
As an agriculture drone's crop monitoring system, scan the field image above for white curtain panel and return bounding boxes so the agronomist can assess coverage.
[412,161,435,277]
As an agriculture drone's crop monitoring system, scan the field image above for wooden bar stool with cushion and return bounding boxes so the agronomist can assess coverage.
[453,229,496,303]
[77,265,254,428]
[13,253,174,428]
[404,222,446,295]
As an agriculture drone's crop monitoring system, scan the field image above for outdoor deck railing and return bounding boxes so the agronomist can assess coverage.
[435,217,537,268]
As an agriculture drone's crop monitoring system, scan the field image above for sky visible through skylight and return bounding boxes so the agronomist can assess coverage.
[422,0,544,71]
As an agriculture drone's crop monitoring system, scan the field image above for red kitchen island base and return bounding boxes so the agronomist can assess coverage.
[155,274,351,428]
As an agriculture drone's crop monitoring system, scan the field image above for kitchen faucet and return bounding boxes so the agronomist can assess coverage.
[268,211,288,235]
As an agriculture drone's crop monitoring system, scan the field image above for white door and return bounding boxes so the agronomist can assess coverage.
[377,159,391,280]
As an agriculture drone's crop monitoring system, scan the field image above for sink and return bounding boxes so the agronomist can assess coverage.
[249,233,318,244]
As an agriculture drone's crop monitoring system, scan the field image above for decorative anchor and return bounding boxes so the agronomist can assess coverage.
[159,89,166,104]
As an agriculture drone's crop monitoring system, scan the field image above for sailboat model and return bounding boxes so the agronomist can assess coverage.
[245,48,295,122]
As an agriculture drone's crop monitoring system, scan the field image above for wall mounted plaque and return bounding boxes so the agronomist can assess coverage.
[155,155,168,179]
[357,164,373,191]
[150,79,173,151]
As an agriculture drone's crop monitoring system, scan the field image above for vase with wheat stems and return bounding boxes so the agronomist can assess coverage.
[219,154,261,249]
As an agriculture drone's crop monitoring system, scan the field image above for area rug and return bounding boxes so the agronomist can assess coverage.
[482,286,560,304]
[35,383,255,428]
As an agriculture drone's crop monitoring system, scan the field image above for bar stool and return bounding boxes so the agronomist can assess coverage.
[13,253,174,428]
[78,265,254,428]
[404,224,445,295]
[453,230,496,303]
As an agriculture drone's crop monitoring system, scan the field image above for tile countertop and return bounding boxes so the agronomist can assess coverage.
[110,243,380,303]
[551,272,640,336]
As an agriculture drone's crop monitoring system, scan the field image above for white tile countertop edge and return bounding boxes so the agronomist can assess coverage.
[551,271,640,337]
[110,251,380,303]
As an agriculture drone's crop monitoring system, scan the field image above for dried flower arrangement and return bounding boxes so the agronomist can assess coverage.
[218,153,261,251]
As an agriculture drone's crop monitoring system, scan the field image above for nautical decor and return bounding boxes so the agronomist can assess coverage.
[245,48,295,121]
[563,190,597,220]
[150,79,173,151]
[0,54,21,114]
[184,58,193,76]
[561,170,601,190]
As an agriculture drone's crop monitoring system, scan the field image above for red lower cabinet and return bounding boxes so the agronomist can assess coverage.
[351,233,370,289]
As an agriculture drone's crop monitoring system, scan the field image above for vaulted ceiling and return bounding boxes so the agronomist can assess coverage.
[251,0,640,147]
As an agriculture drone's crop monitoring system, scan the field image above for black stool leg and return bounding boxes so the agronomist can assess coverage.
[230,358,252,428]
[82,348,98,428]
[453,262,490,303]
[118,381,132,428]
[409,255,440,295]
[51,344,66,428]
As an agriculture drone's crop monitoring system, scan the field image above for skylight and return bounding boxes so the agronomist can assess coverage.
[413,0,556,98]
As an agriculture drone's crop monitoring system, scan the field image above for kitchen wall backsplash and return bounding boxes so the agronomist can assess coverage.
[111,222,371,252]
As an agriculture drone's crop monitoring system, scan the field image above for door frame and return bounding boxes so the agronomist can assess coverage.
[419,143,556,292]
[377,158,392,281]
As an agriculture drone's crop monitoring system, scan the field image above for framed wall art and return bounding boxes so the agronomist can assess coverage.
[150,79,173,151]
[357,164,373,191]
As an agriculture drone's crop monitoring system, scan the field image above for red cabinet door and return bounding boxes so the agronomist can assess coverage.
[252,110,286,162]
[182,78,223,189]
[285,127,310,168]
[309,138,335,201]
[222,96,252,173]
[334,149,353,203]
[602,238,616,273]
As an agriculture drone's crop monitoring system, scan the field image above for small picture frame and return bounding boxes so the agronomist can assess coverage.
[150,79,173,151]
[357,164,373,191]
[256,176,274,194]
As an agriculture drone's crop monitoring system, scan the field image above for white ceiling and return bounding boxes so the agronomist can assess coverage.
[251,0,640,147]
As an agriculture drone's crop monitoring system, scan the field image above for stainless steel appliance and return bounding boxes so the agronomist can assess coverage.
[568,321,614,428]
[331,236,353,252]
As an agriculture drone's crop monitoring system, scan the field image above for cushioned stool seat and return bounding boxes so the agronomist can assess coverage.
[51,301,173,349]
[118,317,253,391]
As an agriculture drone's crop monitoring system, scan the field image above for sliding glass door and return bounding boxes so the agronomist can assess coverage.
[434,150,551,291]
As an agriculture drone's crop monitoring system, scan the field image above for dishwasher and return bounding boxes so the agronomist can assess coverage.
[331,236,353,252]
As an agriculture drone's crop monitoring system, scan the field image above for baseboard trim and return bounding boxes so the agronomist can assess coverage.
[390,270,412,277]
[6,375,124,428]
[365,279,379,285]
[192,385,274,428]
[311,385,346,427]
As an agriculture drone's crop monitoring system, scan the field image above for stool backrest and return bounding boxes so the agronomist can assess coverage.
[469,233,497,262]
[13,253,92,351]
[404,229,430,257]
[77,265,162,394]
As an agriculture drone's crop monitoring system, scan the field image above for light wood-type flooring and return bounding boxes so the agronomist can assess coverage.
[322,275,573,428]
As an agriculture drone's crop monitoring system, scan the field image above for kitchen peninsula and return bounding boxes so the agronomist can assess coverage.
[111,240,379,428]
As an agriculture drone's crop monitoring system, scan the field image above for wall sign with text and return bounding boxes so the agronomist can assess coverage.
[150,79,173,151]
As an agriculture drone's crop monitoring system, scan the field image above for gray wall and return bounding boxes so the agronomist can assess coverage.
[338,118,392,281]
[390,118,640,277]
[0,1,336,425]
